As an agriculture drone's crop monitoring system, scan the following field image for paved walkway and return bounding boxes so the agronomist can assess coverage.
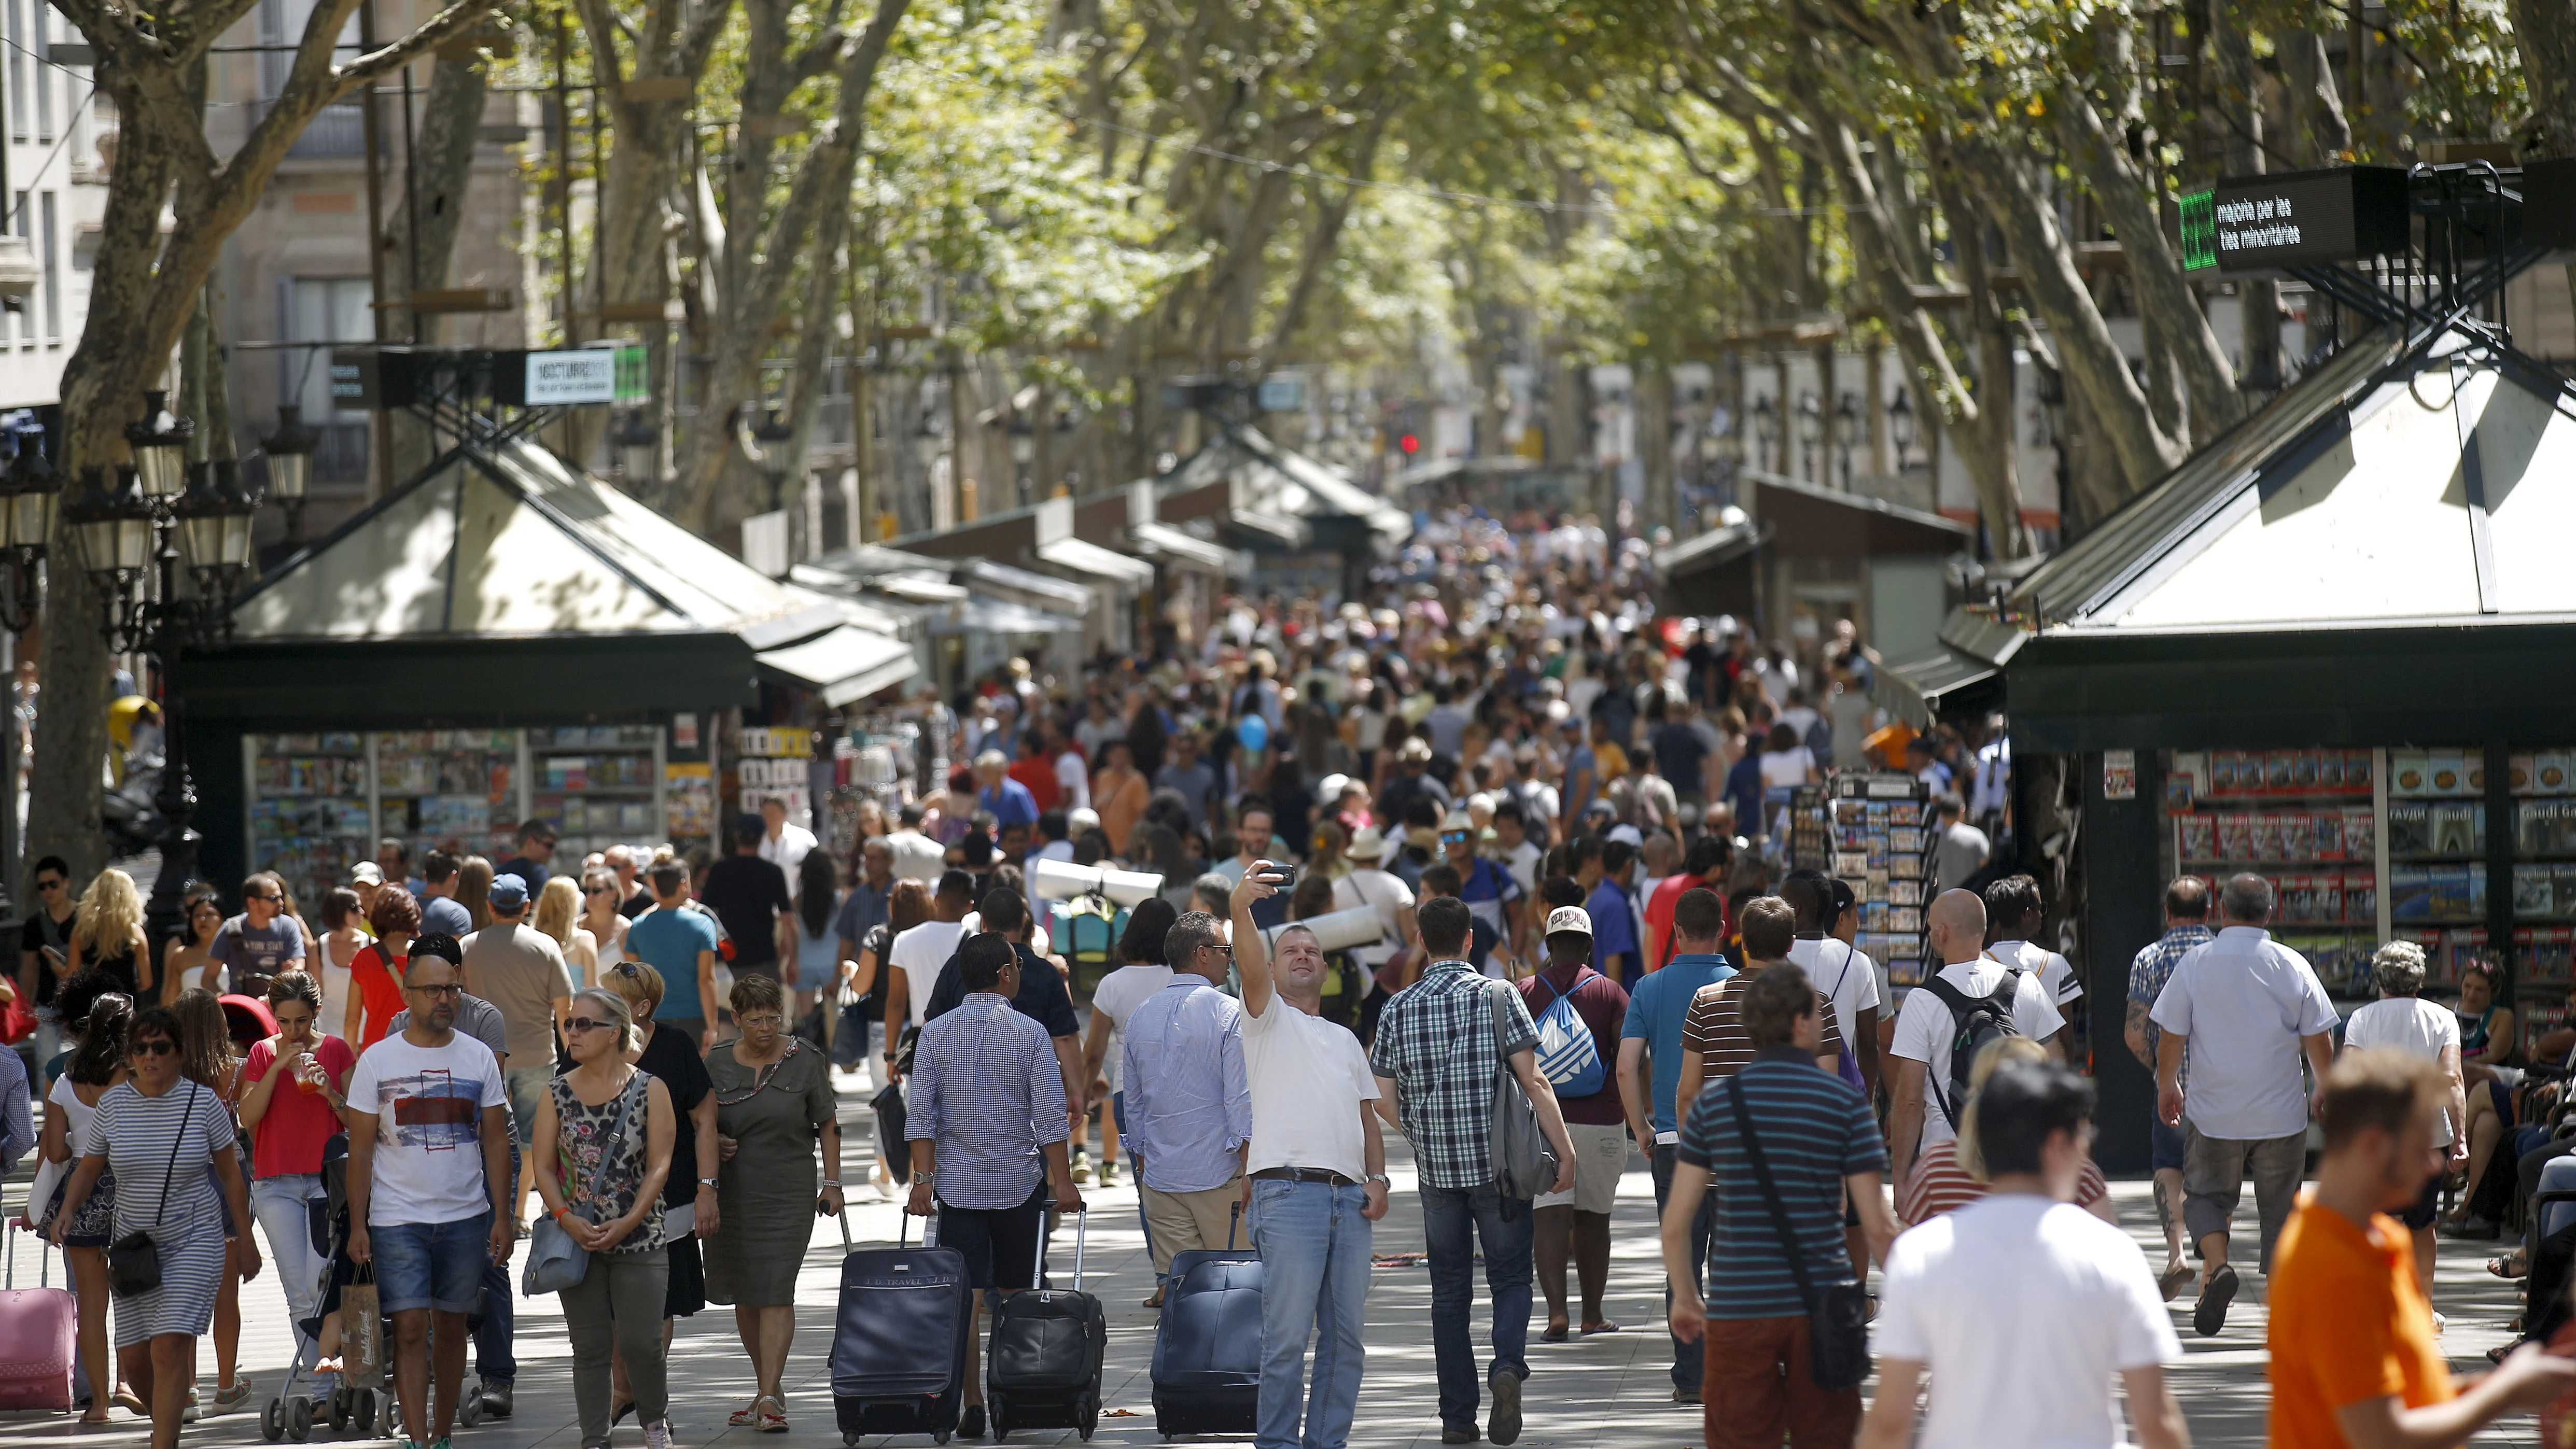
[0,1077,2539,1448]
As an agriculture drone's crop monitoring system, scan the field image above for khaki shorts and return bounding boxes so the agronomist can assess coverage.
[1536,1121,1632,1215]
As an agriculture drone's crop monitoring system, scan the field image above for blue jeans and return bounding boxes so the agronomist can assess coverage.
[1248,1179,1371,1449]
[1418,1182,1532,1432]
[478,1142,521,1384]
[370,1213,492,1316]
[1649,1146,1714,1392]
[1114,1091,1159,1284]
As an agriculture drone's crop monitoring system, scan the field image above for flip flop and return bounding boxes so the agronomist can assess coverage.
[1538,1325,1570,1343]
[2487,1256,2530,1279]
[1579,1323,1620,1336]
[2158,1263,2195,1301]
[2193,1264,2239,1338]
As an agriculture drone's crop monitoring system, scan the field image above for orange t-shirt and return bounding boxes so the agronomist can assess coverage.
[2267,1189,2454,1448]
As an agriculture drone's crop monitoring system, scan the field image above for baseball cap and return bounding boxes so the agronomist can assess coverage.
[488,873,530,910]
[1545,906,1593,937]
[349,862,384,887]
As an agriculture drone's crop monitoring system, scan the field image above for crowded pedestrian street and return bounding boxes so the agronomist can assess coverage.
[0,1099,2535,1449]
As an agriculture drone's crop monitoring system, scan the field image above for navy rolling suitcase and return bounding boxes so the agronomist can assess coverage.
[1149,1204,1265,1437]
[986,1209,1106,1441]
[832,1213,973,1444]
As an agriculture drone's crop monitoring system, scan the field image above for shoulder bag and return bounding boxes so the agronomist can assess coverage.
[1725,1075,1868,1391]
[107,1083,199,1298]
[1485,980,1560,1201]
[523,1072,644,1296]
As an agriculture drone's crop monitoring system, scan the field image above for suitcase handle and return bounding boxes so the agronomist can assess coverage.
[1030,1202,1089,1293]
[1227,1200,1240,1251]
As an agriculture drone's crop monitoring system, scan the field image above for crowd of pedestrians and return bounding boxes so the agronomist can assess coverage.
[1,502,2559,1449]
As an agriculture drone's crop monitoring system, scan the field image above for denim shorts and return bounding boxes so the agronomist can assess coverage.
[2150,1115,2188,1174]
[370,1213,493,1316]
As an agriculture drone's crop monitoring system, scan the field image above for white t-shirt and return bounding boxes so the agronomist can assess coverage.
[1242,995,1380,1182]
[1890,959,2066,1150]
[888,920,970,1030]
[1789,937,1883,1056]
[1055,750,1091,810]
[1875,1195,2180,1449]
[760,822,820,899]
[1502,839,1545,898]
[1333,869,1416,967]
[1759,748,1814,791]
[1987,939,2082,1006]
[2343,996,2462,1146]
[346,1030,508,1227]
[2149,926,2341,1141]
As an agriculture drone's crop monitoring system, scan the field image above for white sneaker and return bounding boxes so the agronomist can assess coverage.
[644,1418,674,1449]
[181,1389,200,1424]
[2431,1311,2446,1334]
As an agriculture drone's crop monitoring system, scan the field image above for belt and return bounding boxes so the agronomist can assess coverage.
[1248,1166,1357,1187]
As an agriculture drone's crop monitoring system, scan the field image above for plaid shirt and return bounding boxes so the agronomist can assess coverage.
[1368,959,1540,1190]
[2127,924,2215,1077]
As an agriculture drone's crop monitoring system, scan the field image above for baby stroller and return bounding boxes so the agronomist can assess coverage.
[262,1135,489,1441]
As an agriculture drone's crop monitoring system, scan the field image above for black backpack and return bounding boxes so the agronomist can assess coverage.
[1920,967,2026,1132]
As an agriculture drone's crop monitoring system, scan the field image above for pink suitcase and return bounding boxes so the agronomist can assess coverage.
[0,1224,75,1412]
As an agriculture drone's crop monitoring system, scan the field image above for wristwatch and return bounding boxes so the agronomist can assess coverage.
[1365,1173,1390,1186]
[697,1177,720,1188]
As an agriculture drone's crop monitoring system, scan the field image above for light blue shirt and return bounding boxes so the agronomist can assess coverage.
[1119,977,1251,1192]
[907,993,1067,1211]
[1622,953,1737,1136]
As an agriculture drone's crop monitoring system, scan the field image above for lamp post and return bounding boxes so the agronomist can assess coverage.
[259,405,319,546]
[0,420,64,931]
[1795,390,1822,484]
[1750,394,1778,474]
[71,395,266,967]
[1833,391,1861,488]
[611,410,657,491]
[751,405,795,515]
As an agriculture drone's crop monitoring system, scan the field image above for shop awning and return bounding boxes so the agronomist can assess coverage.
[968,559,1094,615]
[1652,516,1765,579]
[1036,536,1156,586]
[932,596,1084,636]
[1156,425,1407,553]
[1878,646,2001,728]
[1129,520,1248,573]
[753,624,918,706]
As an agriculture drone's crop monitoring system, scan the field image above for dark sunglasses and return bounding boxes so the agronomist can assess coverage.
[33,878,62,891]
[245,892,281,904]
[1441,832,1471,843]
[129,1038,177,1057]
[565,1016,618,1035]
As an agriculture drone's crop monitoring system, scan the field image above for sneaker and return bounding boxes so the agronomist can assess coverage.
[1670,1385,1701,1404]
[1098,1161,1120,1187]
[643,1419,674,1449]
[1487,1371,1522,1446]
[398,1440,421,1449]
[181,1389,200,1424]
[215,1382,253,1413]
[431,1437,455,1449]
[1440,1428,1479,1444]
[1071,1159,1092,1185]
[479,1378,513,1419]
[957,1403,986,1440]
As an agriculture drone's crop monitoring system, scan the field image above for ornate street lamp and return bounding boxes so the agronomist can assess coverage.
[1796,390,1823,449]
[1834,391,1861,486]
[1888,389,1920,469]
[751,405,794,513]
[125,390,193,502]
[0,427,62,633]
[65,466,152,596]
[260,405,319,545]
[1749,394,1777,472]
[612,410,658,489]
[173,461,258,605]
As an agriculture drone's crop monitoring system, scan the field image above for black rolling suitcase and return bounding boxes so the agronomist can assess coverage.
[832,1212,973,1445]
[986,1208,1106,1441]
[1149,1203,1265,1437]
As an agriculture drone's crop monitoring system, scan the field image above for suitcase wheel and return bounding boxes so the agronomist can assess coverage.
[458,1386,484,1429]
[1079,1389,1098,1442]
[932,1433,950,1445]
[260,1398,285,1442]
[286,1397,314,1442]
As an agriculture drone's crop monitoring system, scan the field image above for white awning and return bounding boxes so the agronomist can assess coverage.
[1037,536,1156,586]
[753,625,918,706]
[931,596,1084,636]
[1130,521,1248,574]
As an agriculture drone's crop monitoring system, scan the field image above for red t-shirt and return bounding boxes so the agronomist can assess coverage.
[351,944,407,1048]
[1009,755,1061,813]
[241,1034,357,1178]
[1643,874,1725,974]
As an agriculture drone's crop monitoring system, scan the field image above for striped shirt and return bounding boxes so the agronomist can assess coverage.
[906,992,1067,1211]
[1898,1138,2109,1224]
[1119,978,1251,1193]
[1370,960,1541,1190]
[1681,975,1845,1082]
[1678,1049,1886,1319]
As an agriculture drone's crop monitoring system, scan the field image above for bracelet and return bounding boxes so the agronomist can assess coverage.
[821,1180,843,1189]
[552,1207,573,1223]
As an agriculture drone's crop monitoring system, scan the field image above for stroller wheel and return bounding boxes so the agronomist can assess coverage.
[260,1398,285,1442]
[459,1386,484,1429]
[286,1397,314,1442]
[352,1389,376,1438]
[326,1391,346,1432]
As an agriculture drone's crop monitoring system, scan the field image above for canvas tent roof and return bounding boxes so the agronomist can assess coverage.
[191,434,913,722]
[1157,424,1409,551]
[1989,326,2576,748]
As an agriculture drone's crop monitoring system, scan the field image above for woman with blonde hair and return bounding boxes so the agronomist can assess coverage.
[64,867,146,998]
[535,876,596,988]
[455,856,496,931]
[1900,1035,2117,1226]
[577,869,629,981]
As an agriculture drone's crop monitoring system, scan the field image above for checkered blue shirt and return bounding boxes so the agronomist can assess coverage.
[907,992,1067,1211]
[2128,924,2215,1077]
[1368,960,1541,1190]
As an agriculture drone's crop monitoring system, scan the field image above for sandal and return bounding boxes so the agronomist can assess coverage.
[756,1396,789,1433]
[110,1389,145,1416]
[2487,1255,2530,1279]
[2489,1343,2515,1365]
[729,1403,761,1428]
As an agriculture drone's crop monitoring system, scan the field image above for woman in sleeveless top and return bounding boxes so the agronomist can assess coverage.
[346,889,420,1048]
[31,990,138,1424]
[155,893,222,1004]
[312,889,365,1041]
[65,868,148,1000]
[531,987,675,1449]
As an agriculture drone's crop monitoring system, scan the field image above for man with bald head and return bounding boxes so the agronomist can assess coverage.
[1886,889,2065,1213]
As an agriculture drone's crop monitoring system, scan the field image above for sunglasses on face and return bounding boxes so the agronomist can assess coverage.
[565,1017,618,1035]
[34,878,62,892]
[1442,832,1471,844]
[129,1038,177,1058]
[405,982,463,998]
[246,893,280,904]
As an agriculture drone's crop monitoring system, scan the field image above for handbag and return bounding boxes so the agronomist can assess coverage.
[0,995,35,1046]
[106,1084,198,1298]
[523,1073,644,1296]
[871,1080,911,1187]
[1484,980,1560,1201]
[1726,1076,1869,1391]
